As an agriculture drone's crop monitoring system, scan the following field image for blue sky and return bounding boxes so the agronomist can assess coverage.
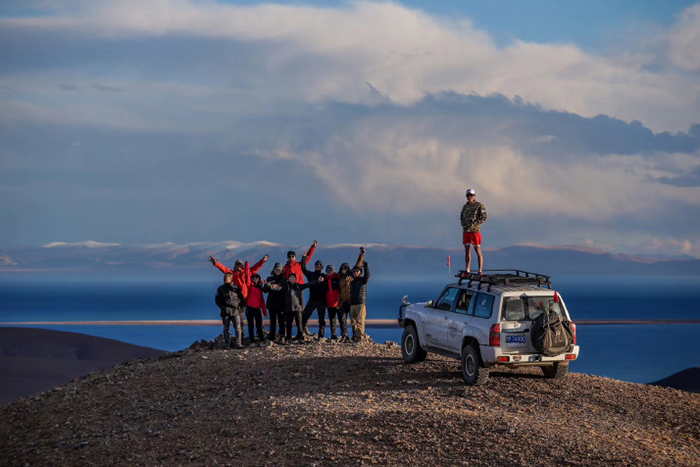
[1,0,700,257]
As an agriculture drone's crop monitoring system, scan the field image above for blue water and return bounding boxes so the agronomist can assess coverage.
[1,277,699,384]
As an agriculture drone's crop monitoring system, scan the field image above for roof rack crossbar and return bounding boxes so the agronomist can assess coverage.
[455,269,552,289]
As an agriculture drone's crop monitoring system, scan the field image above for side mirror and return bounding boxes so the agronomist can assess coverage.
[426,300,434,308]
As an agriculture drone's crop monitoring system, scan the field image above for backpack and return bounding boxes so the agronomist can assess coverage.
[531,310,574,357]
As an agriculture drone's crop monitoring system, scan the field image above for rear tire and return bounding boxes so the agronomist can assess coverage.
[541,362,569,379]
[401,324,427,363]
[461,344,489,386]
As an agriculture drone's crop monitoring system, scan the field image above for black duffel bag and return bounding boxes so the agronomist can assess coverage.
[531,310,574,357]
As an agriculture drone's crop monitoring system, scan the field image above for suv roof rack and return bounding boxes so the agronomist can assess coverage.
[456,269,552,291]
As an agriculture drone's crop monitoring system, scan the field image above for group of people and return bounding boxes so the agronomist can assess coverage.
[212,187,484,349]
[213,240,370,348]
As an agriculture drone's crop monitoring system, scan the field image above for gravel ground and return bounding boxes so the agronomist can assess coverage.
[1,339,699,467]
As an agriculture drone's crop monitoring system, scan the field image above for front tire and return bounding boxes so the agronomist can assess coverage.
[401,324,427,363]
[461,344,489,386]
[541,362,569,379]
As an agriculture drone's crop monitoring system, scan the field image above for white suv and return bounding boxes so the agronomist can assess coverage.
[399,270,580,385]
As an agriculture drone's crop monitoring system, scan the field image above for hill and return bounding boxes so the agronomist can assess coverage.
[1,341,698,466]
[0,327,166,405]
[652,367,700,393]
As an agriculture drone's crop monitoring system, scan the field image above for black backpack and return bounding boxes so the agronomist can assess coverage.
[531,310,574,357]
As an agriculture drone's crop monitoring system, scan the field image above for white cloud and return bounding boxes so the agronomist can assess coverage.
[669,3,700,72]
[2,0,700,131]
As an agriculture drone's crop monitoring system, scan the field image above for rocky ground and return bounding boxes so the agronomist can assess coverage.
[1,338,699,467]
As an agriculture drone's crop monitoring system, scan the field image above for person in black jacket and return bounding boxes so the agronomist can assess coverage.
[349,261,370,342]
[301,256,327,339]
[215,273,245,349]
[264,263,287,342]
[280,273,323,344]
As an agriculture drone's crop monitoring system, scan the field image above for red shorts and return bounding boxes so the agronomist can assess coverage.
[463,232,482,246]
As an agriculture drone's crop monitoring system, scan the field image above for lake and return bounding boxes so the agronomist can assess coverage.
[1,276,699,384]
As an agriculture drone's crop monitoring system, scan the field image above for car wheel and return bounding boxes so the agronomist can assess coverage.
[541,362,569,379]
[401,324,427,363]
[461,344,489,386]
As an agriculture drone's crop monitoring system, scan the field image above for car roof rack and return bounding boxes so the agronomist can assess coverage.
[456,269,552,291]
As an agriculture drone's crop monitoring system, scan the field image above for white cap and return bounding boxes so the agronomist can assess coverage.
[466,188,476,196]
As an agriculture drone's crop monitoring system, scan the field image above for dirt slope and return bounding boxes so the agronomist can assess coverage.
[0,327,166,405]
[1,341,698,467]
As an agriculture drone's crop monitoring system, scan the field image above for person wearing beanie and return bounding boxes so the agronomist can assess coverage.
[264,263,287,342]
[301,256,328,339]
[349,260,370,342]
[209,253,270,299]
[279,272,323,343]
[215,273,245,349]
[460,188,487,274]
[284,239,317,285]
[335,246,365,343]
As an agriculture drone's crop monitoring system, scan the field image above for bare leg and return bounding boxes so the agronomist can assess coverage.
[464,245,472,272]
[475,245,483,274]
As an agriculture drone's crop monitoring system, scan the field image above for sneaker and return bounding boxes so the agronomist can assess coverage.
[279,337,286,345]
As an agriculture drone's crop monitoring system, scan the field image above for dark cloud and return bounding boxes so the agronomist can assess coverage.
[655,165,700,187]
[92,84,122,92]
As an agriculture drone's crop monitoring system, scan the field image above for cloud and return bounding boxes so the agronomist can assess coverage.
[239,94,700,225]
[669,3,700,72]
[2,1,700,131]
[1,1,700,257]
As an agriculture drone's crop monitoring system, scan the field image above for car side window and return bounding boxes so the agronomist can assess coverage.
[474,293,495,319]
[435,287,460,312]
[454,290,473,315]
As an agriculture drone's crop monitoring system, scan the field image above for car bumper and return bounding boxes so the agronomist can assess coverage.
[480,345,580,366]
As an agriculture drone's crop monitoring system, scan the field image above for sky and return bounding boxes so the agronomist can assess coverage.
[1,0,700,257]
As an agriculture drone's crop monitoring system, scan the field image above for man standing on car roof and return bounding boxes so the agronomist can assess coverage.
[460,188,487,274]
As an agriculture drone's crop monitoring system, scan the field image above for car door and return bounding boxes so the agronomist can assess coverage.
[423,286,459,349]
[447,289,474,353]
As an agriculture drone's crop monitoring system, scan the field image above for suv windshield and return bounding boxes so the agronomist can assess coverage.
[501,295,564,321]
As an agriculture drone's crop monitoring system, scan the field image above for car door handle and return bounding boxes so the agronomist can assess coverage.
[464,321,470,325]
[444,316,449,320]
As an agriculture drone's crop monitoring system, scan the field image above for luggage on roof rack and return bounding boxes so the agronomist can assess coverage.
[455,269,552,291]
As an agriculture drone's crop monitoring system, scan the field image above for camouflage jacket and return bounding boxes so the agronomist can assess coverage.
[460,201,487,233]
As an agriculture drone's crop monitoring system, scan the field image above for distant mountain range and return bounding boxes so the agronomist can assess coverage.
[1,241,699,279]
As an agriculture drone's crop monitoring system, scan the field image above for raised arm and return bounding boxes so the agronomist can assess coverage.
[209,256,233,274]
[305,240,318,264]
[250,254,270,274]
[354,246,366,269]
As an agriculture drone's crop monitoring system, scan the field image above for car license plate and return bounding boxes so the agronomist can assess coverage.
[506,335,526,344]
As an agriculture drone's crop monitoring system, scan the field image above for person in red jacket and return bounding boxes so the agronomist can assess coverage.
[209,253,269,299]
[245,273,268,346]
[284,240,317,285]
[324,265,340,341]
